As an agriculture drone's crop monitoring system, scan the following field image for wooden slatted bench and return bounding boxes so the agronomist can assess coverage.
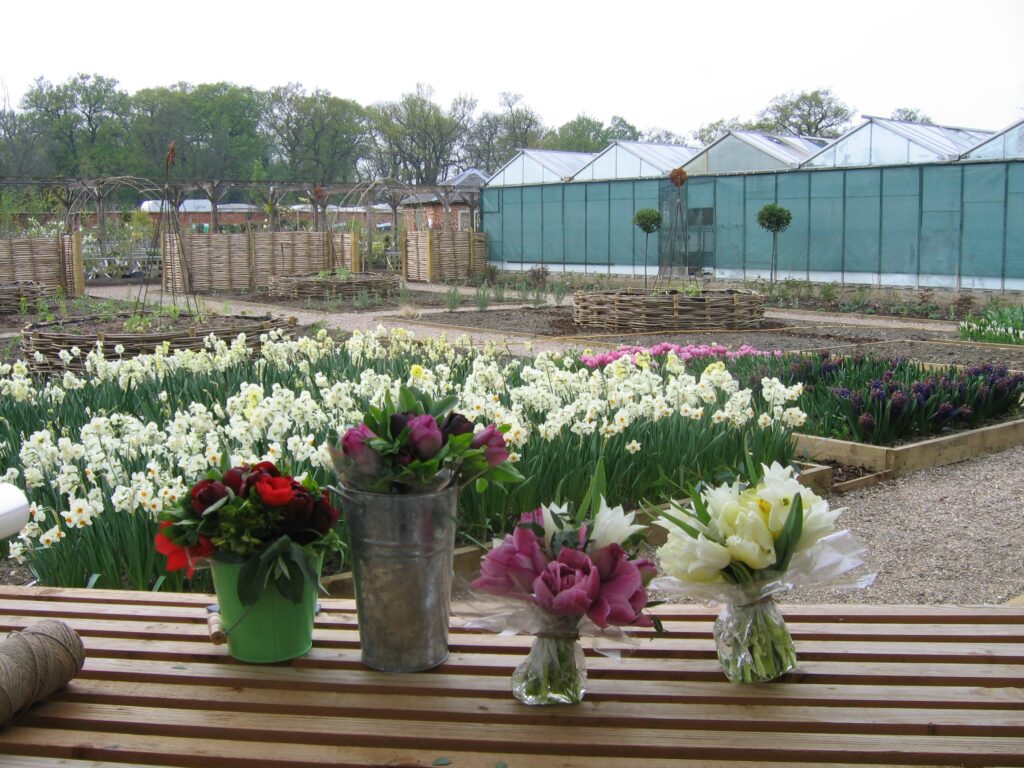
[0,586,1020,767]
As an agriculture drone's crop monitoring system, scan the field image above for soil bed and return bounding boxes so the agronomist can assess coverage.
[201,288,523,314]
[413,307,1024,370]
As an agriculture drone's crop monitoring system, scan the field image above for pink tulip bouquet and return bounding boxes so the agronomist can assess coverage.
[470,495,657,705]
[330,386,523,495]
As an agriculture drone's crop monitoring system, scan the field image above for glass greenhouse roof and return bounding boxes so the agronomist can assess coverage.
[484,149,598,187]
[960,118,1024,160]
[865,116,993,158]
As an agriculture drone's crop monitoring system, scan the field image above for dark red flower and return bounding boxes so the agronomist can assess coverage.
[190,480,229,515]
[222,466,246,495]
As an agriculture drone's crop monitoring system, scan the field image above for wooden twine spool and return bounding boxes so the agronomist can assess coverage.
[0,620,85,724]
[208,613,227,645]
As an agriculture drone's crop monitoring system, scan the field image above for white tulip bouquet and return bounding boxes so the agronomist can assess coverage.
[654,462,875,683]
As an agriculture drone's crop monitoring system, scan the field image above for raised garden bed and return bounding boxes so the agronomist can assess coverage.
[573,288,764,332]
[267,272,400,301]
[22,312,296,373]
[793,416,1024,476]
[0,281,44,315]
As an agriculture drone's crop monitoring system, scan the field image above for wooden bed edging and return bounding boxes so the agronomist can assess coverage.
[793,416,1024,477]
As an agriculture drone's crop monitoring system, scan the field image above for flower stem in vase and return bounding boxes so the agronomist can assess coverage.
[512,631,586,705]
[713,598,796,683]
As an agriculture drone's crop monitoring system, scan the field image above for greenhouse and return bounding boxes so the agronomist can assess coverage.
[803,116,993,168]
[961,117,1024,161]
[683,131,831,174]
[482,144,1024,289]
[485,149,596,187]
[570,141,698,181]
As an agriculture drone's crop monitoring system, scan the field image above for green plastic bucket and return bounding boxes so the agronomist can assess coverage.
[211,554,321,664]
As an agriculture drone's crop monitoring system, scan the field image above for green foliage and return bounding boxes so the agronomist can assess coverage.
[550,280,570,306]
[756,204,792,234]
[541,114,609,153]
[445,285,462,312]
[890,107,933,125]
[475,284,492,311]
[632,208,663,235]
[353,289,371,309]
[959,304,1024,345]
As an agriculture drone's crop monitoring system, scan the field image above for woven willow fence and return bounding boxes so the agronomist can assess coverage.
[403,231,487,283]
[22,313,296,373]
[268,272,400,301]
[163,232,360,292]
[0,282,44,314]
[573,289,765,332]
[0,235,84,299]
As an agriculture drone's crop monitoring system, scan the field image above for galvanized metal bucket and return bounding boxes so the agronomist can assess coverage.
[340,484,458,672]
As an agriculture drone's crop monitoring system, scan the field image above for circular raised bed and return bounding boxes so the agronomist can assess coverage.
[268,272,400,301]
[22,312,296,373]
[573,288,764,332]
[0,281,44,315]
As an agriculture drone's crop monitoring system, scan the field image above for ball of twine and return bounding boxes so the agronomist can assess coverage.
[0,620,85,724]
[669,167,688,187]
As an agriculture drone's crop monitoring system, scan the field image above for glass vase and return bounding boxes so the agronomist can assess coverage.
[713,596,796,683]
[512,620,586,705]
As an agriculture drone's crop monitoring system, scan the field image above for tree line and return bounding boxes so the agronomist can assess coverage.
[0,74,931,185]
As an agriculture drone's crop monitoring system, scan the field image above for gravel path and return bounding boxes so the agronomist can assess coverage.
[789,445,1024,606]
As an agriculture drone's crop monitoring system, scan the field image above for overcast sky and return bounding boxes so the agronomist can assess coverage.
[2,0,1022,137]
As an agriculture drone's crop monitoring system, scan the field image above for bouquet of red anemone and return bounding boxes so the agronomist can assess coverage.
[330,386,524,494]
[155,461,341,605]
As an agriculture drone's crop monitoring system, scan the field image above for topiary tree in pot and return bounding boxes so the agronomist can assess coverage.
[632,208,663,290]
[757,203,792,284]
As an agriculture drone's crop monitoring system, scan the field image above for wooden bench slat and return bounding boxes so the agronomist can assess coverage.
[9,616,1021,664]
[19,703,1024,765]
[77,657,1024,709]
[53,680,1024,737]
[0,727,944,768]
[77,659,1024,712]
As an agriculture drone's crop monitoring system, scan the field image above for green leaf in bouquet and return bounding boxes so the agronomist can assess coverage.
[429,394,457,418]
[517,521,545,538]
[199,493,230,517]
[475,477,488,493]
[686,486,711,527]
[486,463,525,484]
[578,457,607,523]
[658,509,700,540]
[398,386,420,414]
[772,493,803,573]
[237,553,267,606]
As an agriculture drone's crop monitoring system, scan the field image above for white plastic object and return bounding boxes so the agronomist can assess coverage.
[0,483,30,540]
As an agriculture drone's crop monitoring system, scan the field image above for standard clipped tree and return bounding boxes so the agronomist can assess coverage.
[757,203,792,283]
[632,208,662,289]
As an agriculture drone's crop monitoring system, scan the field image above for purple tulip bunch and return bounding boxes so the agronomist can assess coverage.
[472,506,656,631]
[330,386,524,494]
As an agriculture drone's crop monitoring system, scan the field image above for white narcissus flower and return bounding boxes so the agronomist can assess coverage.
[625,440,641,454]
[590,498,645,550]
[657,528,731,582]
